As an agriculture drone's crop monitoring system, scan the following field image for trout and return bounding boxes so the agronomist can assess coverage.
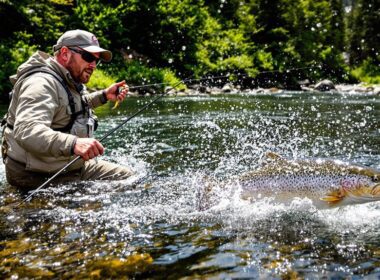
[238,153,380,208]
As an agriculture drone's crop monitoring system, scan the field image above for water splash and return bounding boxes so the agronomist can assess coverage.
[0,92,379,278]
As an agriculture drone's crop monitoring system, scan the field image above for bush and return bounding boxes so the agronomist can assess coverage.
[0,33,37,101]
[115,61,186,93]
[87,68,117,90]
[351,58,380,84]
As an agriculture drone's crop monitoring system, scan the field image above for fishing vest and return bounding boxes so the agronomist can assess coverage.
[1,67,98,162]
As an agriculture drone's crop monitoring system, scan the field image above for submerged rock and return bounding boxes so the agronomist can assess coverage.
[86,253,153,277]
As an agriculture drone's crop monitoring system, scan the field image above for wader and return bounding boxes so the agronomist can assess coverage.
[5,156,134,191]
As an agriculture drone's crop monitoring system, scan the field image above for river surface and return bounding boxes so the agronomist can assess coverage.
[1,91,380,279]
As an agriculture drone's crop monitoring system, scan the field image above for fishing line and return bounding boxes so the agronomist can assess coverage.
[17,64,320,205]
[128,65,321,90]
[18,78,190,205]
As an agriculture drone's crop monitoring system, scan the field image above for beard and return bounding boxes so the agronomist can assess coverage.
[80,68,93,84]
[66,57,94,84]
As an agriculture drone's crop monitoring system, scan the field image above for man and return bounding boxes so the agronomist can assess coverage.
[2,29,134,190]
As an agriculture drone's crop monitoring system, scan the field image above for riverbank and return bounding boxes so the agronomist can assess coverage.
[124,81,380,97]
[1,81,378,107]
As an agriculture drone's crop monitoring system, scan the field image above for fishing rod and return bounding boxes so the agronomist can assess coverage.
[19,78,189,205]
[19,64,320,205]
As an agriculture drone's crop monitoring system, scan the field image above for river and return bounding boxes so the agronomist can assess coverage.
[1,91,380,278]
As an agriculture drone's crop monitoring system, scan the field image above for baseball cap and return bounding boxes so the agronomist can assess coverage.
[53,30,112,62]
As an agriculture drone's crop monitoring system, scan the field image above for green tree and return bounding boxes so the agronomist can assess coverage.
[0,0,376,101]
[195,0,271,82]
[253,0,348,82]
[348,0,379,65]
[347,0,379,83]
[328,0,345,52]
[0,0,74,100]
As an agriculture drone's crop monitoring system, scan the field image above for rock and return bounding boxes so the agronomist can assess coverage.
[176,92,187,96]
[256,88,265,94]
[269,87,280,93]
[314,79,336,91]
[164,86,174,93]
[186,89,197,95]
[205,87,213,94]
[222,83,233,93]
[301,86,315,92]
[197,85,208,93]
[210,87,221,95]
[242,89,252,94]
[298,79,311,86]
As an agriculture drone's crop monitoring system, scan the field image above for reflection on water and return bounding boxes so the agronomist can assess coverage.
[1,92,380,278]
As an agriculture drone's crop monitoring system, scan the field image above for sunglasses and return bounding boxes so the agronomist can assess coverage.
[68,47,100,64]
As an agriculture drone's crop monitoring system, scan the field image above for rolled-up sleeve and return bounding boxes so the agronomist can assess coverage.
[82,90,107,108]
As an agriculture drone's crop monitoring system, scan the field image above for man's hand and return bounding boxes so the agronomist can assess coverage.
[73,138,104,161]
[104,80,129,102]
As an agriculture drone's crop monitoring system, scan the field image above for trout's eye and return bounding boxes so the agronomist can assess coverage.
[371,175,379,182]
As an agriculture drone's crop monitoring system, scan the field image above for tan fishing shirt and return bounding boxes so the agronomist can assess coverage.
[3,51,107,172]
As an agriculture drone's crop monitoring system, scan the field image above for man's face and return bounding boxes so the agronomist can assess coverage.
[66,48,100,84]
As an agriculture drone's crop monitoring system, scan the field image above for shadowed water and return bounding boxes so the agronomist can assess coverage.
[1,91,380,278]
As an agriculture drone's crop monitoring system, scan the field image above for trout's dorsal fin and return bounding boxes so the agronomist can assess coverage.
[346,165,380,178]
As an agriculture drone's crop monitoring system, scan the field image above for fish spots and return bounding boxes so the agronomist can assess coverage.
[340,178,360,190]
[239,157,380,208]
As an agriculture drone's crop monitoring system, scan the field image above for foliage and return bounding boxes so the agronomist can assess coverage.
[347,0,379,66]
[194,18,257,75]
[116,61,186,93]
[162,69,187,91]
[0,0,73,101]
[351,58,380,84]
[0,33,37,95]
[87,69,117,90]
[73,0,130,49]
[0,0,378,103]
